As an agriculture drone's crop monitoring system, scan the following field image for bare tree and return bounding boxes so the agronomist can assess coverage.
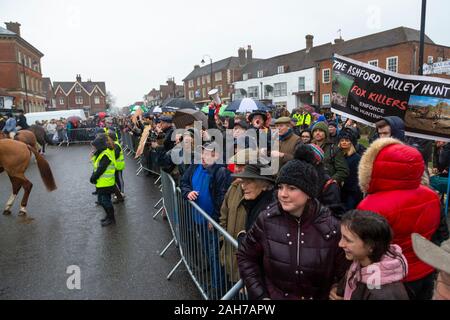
[106,91,116,109]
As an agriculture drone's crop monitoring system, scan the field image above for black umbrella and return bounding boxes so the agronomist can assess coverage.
[173,109,208,129]
[161,98,197,112]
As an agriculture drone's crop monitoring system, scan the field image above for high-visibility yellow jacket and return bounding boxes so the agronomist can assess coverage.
[114,141,125,171]
[93,149,116,188]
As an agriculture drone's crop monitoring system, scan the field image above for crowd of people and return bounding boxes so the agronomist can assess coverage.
[2,102,449,300]
[0,111,121,146]
[117,102,449,300]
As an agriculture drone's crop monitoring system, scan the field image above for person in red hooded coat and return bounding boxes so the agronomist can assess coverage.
[357,137,441,300]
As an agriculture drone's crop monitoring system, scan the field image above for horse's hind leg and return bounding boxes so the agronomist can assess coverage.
[3,176,22,215]
[18,178,32,216]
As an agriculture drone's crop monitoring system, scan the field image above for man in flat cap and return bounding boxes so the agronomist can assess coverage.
[271,116,301,168]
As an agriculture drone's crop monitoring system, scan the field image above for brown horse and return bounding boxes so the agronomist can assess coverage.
[0,139,57,216]
[0,130,39,152]
[29,124,54,153]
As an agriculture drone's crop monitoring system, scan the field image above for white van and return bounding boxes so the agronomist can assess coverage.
[25,109,87,124]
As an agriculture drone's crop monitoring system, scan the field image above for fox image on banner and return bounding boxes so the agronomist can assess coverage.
[331,54,450,142]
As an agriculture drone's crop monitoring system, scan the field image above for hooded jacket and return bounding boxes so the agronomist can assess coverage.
[375,116,405,141]
[357,138,441,282]
[90,135,115,194]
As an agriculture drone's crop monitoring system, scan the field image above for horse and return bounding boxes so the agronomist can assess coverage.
[29,124,54,154]
[0,130,39,152]
[0,139,56,216]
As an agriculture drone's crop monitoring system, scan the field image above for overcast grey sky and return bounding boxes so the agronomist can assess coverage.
[3,0,450,108]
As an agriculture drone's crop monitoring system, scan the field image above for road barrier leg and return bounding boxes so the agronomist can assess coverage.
[136,164,143,176]
[154,198,163,209]
[167,259,183,280]
[153,206,164,219]
[159,238,175,257]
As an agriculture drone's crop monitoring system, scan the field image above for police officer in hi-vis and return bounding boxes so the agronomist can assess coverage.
[90,133,117,226]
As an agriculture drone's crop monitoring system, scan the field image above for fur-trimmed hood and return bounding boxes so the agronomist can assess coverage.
[358,138,428,194]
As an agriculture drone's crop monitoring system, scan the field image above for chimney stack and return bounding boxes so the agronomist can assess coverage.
[194,64,200,69]
[305,34,314,51]
[76,74,82,82]
[238,47,246,65]
[334,38,344,44]
[246,45,253,63]
[5,22,21,36]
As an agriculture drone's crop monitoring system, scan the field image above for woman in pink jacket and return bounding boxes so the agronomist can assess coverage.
[331,210,409,300]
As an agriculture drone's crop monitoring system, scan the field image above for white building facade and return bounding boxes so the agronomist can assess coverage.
[233,67,316,112]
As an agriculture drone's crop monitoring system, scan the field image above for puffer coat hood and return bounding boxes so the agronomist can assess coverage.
[92,134,108,152]
[357,137,441,282]
[358,138,426,194]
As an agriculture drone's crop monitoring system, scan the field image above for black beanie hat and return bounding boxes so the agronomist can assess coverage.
[338,127,358,147]
[276,159,319,198]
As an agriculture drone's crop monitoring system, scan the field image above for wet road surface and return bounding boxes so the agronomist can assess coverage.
[0,144,200,299]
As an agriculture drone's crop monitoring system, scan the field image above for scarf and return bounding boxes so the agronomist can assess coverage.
[279,129,293,141]
[344,244,407,300]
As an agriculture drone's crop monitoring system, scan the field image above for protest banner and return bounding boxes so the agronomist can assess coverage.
[331,54,450,142]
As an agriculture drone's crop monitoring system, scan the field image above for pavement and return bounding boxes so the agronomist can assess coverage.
[0,144,201,299]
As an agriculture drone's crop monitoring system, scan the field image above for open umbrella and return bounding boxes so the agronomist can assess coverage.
[225,98,268,113]
[161,98,197,112]
[67,116,81,125]
[201,104,235,118]
[201,104,209,114]
[97,112,107,118]
[129,105,148,112]
[173,109,208,129]
[218,105,235,118]
[149,105,162,114]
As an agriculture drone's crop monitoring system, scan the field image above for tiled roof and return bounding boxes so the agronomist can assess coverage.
[332,26,434,58]
[53,81,106,95]
[183,56,261,81]
[241,26,436,79]
[0,26,16,36]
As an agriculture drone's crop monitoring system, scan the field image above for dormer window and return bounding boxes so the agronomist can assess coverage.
[277,66,285,74]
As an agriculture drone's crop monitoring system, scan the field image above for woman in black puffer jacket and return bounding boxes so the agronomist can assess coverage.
[237,158,349,300]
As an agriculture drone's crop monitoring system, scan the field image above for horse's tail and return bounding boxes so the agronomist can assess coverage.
[27,145,57,191]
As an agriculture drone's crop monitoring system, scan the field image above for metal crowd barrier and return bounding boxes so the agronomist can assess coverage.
[51,127,98,145]
[121,131,137,156]
[121,131,161,177]
[155,170,247,300]
[137,145,161,176]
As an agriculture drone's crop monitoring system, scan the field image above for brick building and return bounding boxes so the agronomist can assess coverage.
[0,22,45,113]
[233,27,449,111]
[183,46,259,105]
[144,78,184,107]
[316,27,450,106]
[42,77,55,110]
[52,74,107,115]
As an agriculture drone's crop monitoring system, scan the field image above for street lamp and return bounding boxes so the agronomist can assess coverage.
[201,55,214,92]
[418,0,427,75]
